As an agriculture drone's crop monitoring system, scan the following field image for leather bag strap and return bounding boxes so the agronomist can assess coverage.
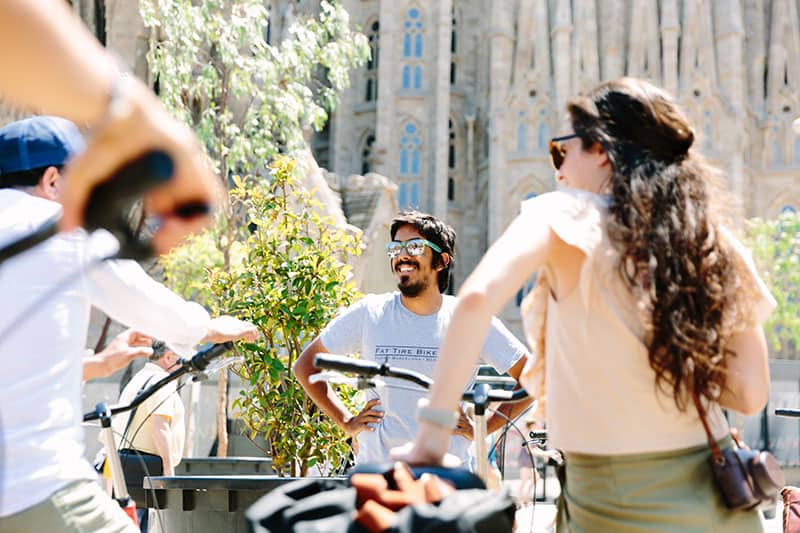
[691,388,725,464]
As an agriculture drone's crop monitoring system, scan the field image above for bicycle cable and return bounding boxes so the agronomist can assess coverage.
[482,405,540,533]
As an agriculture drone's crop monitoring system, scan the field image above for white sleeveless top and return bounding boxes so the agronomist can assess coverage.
[518,189,776,455]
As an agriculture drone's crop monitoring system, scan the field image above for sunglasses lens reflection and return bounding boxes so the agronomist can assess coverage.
[386,240,428,258]
[405,242,425,255]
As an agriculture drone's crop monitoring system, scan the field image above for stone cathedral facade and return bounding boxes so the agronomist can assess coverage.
[318,0,800,331]
[55,0,800,332]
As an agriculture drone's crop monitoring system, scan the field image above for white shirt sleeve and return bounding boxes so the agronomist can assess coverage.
[319,297,369,355]
[84,258,210,355]
[481,316,528,373]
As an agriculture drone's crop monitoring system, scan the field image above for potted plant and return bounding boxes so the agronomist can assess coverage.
[217,157,362,476]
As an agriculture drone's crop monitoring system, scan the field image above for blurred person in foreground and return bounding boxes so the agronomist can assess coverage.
[0,116,257,532]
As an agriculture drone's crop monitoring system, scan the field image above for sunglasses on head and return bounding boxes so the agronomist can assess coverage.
[385,238,442,259]
[549,133,581,170]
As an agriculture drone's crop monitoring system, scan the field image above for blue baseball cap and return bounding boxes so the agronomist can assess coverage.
[0,116,85,178]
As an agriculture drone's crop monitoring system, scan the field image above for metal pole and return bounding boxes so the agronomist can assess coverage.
[97,404,131,502]
[471,383,491,484]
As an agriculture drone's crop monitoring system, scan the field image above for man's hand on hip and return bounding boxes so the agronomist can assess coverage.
[452,409,474,441]
[344,399,384,438]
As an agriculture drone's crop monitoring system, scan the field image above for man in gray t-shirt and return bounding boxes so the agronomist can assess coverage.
[294,211,531,465]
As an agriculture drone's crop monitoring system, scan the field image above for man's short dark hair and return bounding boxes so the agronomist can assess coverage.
[149,340,168,361]
[0,165,61,189]
[390,210,456,293]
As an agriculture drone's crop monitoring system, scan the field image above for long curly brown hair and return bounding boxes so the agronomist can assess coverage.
[566,78,741,410]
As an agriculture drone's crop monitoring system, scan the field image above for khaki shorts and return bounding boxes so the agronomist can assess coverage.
[0,479,138,533]
[557,437,764,532]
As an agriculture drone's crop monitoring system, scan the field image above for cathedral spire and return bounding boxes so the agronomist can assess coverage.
[628,0,662,83]
[660,0,680,95]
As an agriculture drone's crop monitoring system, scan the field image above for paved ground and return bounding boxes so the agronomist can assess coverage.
[505,477,784,532]
[504,476,559,533]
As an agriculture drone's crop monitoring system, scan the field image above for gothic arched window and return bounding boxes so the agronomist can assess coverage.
[703,110,713,151]
[448,119,457,202]
[516,111,527,153]
[537,108,548,149]
[793,136,800,166]
[537,123,548,150]
[402,7,424,90]
[361,133,375,175]
[448,119,456,170]
[399,122,422,209]
[365,19,380,102]
[450,4,458,85]
[773,137,784,166]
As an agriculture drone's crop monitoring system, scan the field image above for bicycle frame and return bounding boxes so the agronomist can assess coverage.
[312,353,530,484]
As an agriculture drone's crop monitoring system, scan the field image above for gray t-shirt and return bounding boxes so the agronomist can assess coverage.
[320,292,528,464]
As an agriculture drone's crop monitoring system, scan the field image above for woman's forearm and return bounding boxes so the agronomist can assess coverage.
[0,0,116,122]
[427,291,494,411]
[413,213,554,461]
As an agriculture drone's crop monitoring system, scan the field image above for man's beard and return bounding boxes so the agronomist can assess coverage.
[395,258,429,297]
[397,276,428,297]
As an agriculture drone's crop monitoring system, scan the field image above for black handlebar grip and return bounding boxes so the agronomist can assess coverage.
[83,150,174,261]
[775,408,800,418]
[313,353,382,376]
[189,342,234,372]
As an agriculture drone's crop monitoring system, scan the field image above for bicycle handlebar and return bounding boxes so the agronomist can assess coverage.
[312,352,386,377]
[187,342,236,372]
[775,408,800,418]
[83,341,233,422]
[313,353,529,404]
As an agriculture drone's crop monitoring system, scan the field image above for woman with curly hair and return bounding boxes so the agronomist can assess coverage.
[397,78,775,531]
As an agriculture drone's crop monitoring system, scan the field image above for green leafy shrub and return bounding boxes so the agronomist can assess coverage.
[745,212,800,358]
[214,158,361,476]
[141,0,368,464]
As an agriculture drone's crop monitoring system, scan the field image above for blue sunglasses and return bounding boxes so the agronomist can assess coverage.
[385,238,442,258]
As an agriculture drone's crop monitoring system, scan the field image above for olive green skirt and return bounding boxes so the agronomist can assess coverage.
[556,436,764,532]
